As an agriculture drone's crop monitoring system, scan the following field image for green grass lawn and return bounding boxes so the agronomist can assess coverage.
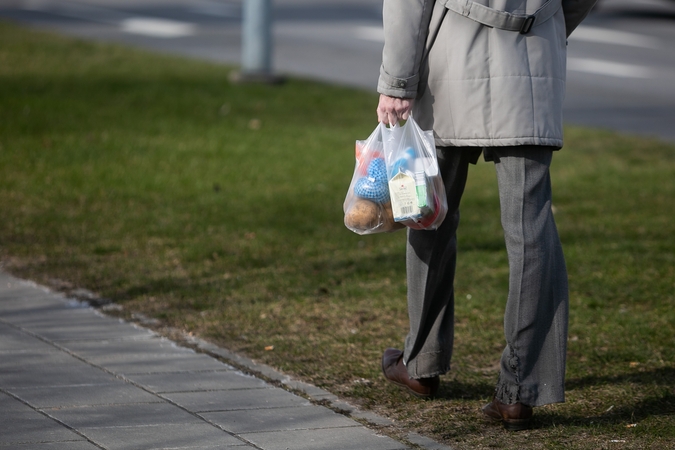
[1,22,674,449]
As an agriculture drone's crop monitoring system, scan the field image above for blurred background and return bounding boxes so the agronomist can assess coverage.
[1,0,674,141]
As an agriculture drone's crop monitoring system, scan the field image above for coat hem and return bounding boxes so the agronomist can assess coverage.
[434,137,563,149]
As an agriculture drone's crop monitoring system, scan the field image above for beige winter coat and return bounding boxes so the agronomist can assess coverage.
[378,0,598,148]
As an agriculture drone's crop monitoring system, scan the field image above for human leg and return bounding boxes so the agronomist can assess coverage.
[401,147,478,379]
[489,146,569,408]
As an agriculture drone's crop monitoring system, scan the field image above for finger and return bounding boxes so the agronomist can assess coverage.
[376,107,387,123]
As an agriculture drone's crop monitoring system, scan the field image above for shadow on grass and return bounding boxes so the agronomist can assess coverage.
[533,367,675,429]
[113,277,229,311]
[117,279,185,299]
[460,237,505,253]
[428,368,674,433]
[534,392,675,430]
[436,378,495,401]
[566,366,675,391]
[436,368,675,401]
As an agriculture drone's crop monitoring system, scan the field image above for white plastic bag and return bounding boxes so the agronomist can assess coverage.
[343,123,405,235]
[382,116,447,230]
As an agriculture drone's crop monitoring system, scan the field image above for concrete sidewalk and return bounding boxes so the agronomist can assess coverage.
[0,271,450,450]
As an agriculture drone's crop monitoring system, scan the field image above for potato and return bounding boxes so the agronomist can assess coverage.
[345,199,380,230]
[345,199,405,233]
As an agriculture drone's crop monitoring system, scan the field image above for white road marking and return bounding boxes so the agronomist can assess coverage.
[567,57,654,78]
[570,26,661,49]
[190,1,240,18]
[120,17,196,38]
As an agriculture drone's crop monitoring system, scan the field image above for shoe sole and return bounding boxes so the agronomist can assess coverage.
[482,406,532,431]
[381,358,434,399]
[483,414,532,431]
[385,377,433,398]
[502,418,532,431]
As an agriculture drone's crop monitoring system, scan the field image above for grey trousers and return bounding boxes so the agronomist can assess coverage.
[403,146,568,407]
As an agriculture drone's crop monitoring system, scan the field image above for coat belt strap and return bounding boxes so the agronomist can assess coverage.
[438,0,562,34]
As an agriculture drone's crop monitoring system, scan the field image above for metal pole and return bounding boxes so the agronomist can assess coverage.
[241,0,272,78]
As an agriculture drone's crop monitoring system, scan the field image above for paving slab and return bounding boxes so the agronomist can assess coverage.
[0,392,87,446]
[163,387,311,412]
[44,402,205,428]
[78,423,249,449]
[0,323,56,351]
[0,271,456,449]
[0,348,86,368]
[8,310,154,342]
[90,352,234,375]
[240,427,409,450]
[64,337,203,359]
[0,292,70,314]
[202,404,359,434]
[0,361,119,389]
[8,443,102,450]
[8,383,162,408]
[128,370,267,393]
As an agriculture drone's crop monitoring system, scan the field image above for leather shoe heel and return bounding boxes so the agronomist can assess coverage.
[482,396,533,431]
[381,348,439,398]
[502,417,532,432]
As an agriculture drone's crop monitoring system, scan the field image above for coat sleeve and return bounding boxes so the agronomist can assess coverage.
[377,0,435,99]
[561,0,599,37]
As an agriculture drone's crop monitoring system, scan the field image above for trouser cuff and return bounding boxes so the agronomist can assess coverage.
[404,351,450,379]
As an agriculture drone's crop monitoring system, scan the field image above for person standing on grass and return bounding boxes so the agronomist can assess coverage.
[377,0,597,430]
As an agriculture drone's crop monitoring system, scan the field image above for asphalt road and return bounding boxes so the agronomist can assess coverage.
[1,0,674,142]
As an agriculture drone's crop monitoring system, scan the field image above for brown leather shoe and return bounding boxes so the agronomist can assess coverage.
[381,348,439,398]
[482,396,533,431]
